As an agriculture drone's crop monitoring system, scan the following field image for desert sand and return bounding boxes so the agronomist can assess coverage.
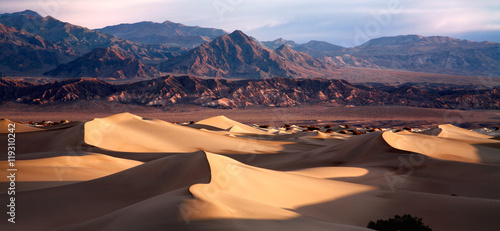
[1,113,499,230]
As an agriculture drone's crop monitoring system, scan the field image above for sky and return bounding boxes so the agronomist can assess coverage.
[1,0,500,47]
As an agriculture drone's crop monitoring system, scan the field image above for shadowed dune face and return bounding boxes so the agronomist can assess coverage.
[0,112,499,231]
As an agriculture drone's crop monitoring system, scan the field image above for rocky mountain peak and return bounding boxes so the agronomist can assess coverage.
[8,10,42,18]
[160,30,335,79]
[87,47,129,61]
[275,44,293,52]
[225,30,255,45]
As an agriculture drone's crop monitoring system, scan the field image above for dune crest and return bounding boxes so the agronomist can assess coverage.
[1,112,499,231]
[383,130,500,164]
[420,124,493,140]
[0,118,42,133]
[84,113,293,154]
[193,115,269,135]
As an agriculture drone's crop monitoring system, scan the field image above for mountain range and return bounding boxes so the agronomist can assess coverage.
[262,39,345,58]
[159,30,334,79]
[0,22,76,73]
[1,75,498,109]
[0,10,499,80]
[0,10,184,76]
[334,35,500,76]
[44,48,160,79]
[0,10,185,59]
[97,21,228,48]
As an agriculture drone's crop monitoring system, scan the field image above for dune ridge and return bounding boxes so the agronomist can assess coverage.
[0,118,42,133]
[0,112,499,230]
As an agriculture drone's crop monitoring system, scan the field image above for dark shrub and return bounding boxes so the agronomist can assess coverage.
[352,130,364,135]
[307,126,320,131]
[403,127,413,131]
[367,214,432,231]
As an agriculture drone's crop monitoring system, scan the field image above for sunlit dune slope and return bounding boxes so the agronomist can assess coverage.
[1,113,499,231]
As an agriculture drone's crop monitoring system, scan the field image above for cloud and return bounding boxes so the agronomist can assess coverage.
[399,1,500,35]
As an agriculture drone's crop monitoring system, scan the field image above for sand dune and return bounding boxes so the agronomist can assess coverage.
[84,113,310,154]
[0,153,142,182]
[1,113,499,230]
[420,124,495,142]
[384,130,500,164]
[0,118,42,133]
[193,115,269,135]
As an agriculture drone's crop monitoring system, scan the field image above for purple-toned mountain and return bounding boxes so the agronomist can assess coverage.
[274,44,331,71]
[1,10,499,78]
[44,48,160,79]
[261,35,500,77]
[326,35,500,77]
[0,10,184,61]
[97,21,228,48]
[261,38,299,50]
[0,23,77,75]
[293,40,345,57]
[160,30,335,79]
[261,39,344,56]
[358,35,478,49]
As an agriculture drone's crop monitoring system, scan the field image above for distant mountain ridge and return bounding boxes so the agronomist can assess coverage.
[0,10,184,60]
[345,35,500,77]
[359,35,480,48]
[1,75,498,109]
[0,10,499,79]
[97,21,228,48]
[262,35,500,77]
[261,38,299,50]
[261,38,345,57]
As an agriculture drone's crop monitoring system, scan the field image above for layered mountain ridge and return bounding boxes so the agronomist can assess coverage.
[0,10,184,76]
[0,10,499,79]
[1,75,498,109]
[0,10,184,60]
[261,35,500,77]
[97,21,228,48]
[44,48,160,79]
[0,22,77,74]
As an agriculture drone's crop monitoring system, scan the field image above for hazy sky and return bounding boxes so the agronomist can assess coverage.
[1,0,500,46]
